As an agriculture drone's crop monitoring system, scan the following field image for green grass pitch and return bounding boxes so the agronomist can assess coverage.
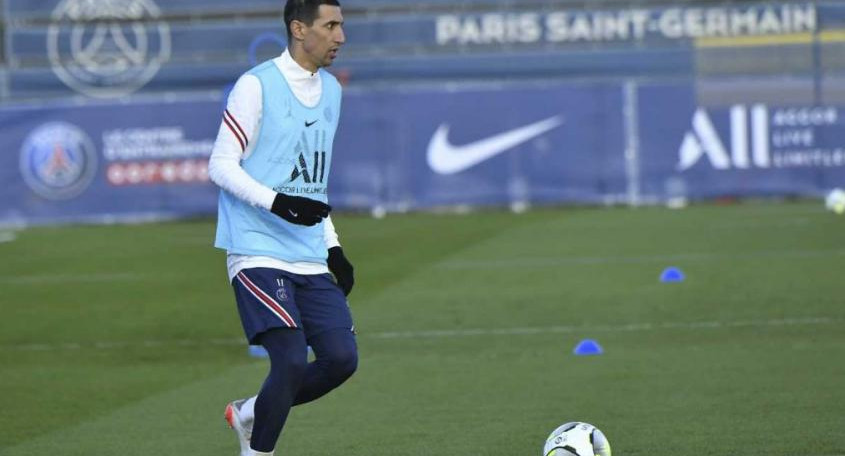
[0,201,843,455]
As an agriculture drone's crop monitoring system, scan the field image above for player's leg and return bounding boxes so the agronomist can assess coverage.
[226,268,305,455]
[293,272,358,405]
[250,327,308,453]
[293,327,358,405]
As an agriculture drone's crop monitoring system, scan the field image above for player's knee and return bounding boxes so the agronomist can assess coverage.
[269,347,308,380]
[327,346,357,383]
[288,350,309,377]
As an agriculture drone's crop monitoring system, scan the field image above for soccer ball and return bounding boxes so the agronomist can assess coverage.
[825,188,845,214]
[542,422,611,456]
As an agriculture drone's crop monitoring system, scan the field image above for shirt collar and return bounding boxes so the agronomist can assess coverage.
[280,48,318,82]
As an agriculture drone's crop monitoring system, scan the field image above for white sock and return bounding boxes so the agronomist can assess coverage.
[250,449,273,456]
[240,396,257,423]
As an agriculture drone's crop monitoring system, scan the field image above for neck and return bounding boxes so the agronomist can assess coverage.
[288,46,318,73]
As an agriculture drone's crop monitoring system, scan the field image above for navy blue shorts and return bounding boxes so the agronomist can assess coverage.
[232,268,354,345]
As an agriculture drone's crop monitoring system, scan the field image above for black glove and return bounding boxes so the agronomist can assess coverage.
[270,193,331,226]
[327,246,354,296]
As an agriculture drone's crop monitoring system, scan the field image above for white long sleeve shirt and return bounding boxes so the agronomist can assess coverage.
[209,49,340,281]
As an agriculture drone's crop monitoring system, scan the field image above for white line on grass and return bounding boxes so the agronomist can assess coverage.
[4,337,246,352]
[1,317,837,352]
[5,249,842,284]
[442,248,845,269]
[0,272,149,284]
[370,316,836,339]
[0,271,216,285]
[709,217,811,229]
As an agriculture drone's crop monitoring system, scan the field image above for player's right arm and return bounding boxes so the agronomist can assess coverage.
[208,74,274,208]
[208,75,330,226]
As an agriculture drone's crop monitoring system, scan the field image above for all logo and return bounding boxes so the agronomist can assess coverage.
[47,0,172,98]
[289,151,327,184]
[678,105,771,171]
[288,130,328,184]
[19,122,98,200]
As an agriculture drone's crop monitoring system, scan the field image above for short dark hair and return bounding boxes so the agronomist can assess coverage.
[284,0,341,41]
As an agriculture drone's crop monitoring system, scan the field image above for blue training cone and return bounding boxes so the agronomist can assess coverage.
[573,339,603,356]
[660,266,685,283]
[248,345,313,358]
[248,345,269,358]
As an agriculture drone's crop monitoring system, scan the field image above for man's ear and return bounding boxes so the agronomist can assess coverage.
[290,20,307,41]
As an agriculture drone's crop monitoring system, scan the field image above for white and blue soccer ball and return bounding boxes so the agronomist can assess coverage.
[542,422,611,456]
[825,188,845,214]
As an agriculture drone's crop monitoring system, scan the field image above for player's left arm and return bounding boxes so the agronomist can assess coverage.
[324,216,354,296]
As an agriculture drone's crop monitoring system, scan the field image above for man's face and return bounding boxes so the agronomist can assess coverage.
[298,5,345,71]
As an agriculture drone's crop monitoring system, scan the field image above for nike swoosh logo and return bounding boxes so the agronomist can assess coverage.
[426,115,564,175]
[305,120,318,127]
[288,209,299,218]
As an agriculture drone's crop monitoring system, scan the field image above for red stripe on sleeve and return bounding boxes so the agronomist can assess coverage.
[224,109,249,147]
[223,116,246,151]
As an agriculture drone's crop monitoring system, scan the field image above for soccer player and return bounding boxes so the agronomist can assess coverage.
[207,1,356,455]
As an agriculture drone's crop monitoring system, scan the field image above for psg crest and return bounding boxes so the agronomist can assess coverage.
[47,0,171,98]
[19,122,98,200]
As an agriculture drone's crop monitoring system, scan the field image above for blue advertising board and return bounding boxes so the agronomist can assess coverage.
[0,82,625,224]
[0,96,221,224]
[331,82,626,209]
[637,83,845,199]
[3,80,845,226]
